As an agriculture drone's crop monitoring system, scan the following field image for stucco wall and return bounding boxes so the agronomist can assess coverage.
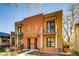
[0,37,9,46]
[41,10,63,53]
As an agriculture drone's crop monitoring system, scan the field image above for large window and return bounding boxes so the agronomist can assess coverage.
[47,21,55,33]
[46,38,55,47]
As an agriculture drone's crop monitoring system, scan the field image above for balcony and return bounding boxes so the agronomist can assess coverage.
[43,32,56,36]
[41,28,56,35]
[17,32,23,37]
[44,32,56,35]
[1,42,10,45]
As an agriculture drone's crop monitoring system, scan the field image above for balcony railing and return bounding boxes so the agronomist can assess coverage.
[42,29,56,35]
[18,32,23,35]
[1,42,10,45]
[17,32,23,38]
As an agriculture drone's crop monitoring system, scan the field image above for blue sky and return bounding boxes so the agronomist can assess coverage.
[0,3,70,33]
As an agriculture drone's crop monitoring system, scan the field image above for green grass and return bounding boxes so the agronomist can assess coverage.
[0,51,17,56]
[27,51,49,56]
[0,48,17,56]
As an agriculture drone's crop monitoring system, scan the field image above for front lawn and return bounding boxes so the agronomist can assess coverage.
[27,51,51,56]
[0,51,17,56]
[0,48,17,56]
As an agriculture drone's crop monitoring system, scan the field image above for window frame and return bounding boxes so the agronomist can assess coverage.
[47,20,55,33]
[46,37,55,47]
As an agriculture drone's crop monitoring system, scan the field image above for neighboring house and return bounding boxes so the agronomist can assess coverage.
[0,32,10,48]
[15,10,63,53]
[10,32,16,46]
[70,22,79,52]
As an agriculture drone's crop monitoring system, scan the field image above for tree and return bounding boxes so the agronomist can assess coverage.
[63,3,79,44]
[27,3,43,14]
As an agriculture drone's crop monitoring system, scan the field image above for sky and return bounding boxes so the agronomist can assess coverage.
[0,3,70,33]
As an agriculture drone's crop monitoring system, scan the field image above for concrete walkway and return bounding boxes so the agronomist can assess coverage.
[18,52,27,56]
[18,49,38,56]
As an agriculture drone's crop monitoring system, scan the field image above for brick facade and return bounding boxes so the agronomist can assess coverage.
[15,10,63,53]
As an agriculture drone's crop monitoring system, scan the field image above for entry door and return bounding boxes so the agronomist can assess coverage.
[34,38,38,49]
[27,39,31,49]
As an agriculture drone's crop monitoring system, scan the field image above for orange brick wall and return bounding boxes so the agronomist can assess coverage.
[22,14,44,49]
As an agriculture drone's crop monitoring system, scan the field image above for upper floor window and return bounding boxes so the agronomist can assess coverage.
[47,21,55,33]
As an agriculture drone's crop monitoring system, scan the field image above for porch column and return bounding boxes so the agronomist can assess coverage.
[55,25,58,48]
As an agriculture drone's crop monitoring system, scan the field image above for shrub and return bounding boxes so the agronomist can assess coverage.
[0,48,5,52]
[72,50,79,56]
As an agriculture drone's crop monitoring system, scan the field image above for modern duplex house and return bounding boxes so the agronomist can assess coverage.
[15,10,63,53]
[0,32,10,48]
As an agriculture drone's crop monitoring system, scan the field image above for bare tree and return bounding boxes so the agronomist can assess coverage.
[27,3,43,16]
[63,3,79,44]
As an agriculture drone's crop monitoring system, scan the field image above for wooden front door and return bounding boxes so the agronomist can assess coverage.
[34,38,38,49]
[27,39,31,49]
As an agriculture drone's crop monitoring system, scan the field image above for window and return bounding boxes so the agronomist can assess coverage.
[2,40,7,42]
[47,21,55,33]
[46,38,55,47]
